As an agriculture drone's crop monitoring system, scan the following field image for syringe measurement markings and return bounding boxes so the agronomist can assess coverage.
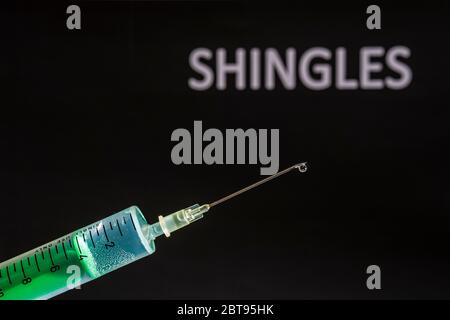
[55,244,59,254]
[89,230,95,248]
[75,237,82,254]
[6,266,11,285]
[69,239,73,248]
[82,233,86,242]
[62,242,68,260]
[41,251,45,260]
[103,225,110,242]
[109,221,113,230]
[27,257,31,266]
[129,214,137,231]
[34,254,40,272]
[116,219,123,236]
[13,263,16,272]
[123,216,127,224]
[96,227,100,236]
[20,260,26,278]
[48,248,54,266]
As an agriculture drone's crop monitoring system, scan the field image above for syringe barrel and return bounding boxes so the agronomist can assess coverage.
[0,206,156,300]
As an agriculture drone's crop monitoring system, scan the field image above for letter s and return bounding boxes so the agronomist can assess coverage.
[188,48,214,90]
[385,46,412,89]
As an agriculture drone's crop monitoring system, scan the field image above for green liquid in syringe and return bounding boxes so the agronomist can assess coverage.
[0,163,307,300]
[0,206,160,300]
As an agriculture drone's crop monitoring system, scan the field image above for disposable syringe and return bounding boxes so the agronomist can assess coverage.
[0,163,307,300]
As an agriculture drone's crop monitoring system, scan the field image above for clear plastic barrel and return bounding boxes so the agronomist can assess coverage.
[0,206,161,300]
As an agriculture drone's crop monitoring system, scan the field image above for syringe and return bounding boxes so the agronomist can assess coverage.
[0,163,307,300]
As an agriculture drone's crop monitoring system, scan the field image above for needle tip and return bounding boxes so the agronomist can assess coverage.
[294,162,308,173]
[208,161,308,208]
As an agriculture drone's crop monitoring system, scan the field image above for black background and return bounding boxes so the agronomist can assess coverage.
[2,1,450,299]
